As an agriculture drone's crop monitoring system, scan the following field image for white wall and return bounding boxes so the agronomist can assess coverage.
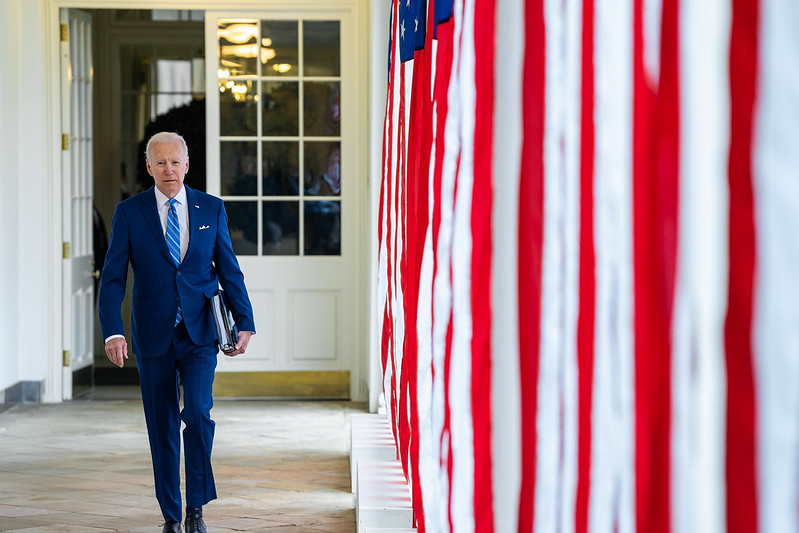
[367,0,388,412]
[0,0,23,393]
[0,0,60,398]
[18,1,50,385]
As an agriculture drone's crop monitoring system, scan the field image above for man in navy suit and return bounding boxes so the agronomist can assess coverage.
[99,132,255,533]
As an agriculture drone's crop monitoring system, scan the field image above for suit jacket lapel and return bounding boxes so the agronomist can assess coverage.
[139,186,173,263]
[185,186,200,264]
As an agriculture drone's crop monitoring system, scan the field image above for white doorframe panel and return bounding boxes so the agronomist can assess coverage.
[43,0,371,402]
[60,8,95,400]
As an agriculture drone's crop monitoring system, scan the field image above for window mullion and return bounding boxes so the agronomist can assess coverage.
[257,21,264,256]
[298,19,305,257]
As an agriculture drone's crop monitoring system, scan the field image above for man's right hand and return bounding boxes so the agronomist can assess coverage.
[105,338,129,368]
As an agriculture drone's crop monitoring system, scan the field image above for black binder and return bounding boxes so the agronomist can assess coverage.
[209,288,239,353]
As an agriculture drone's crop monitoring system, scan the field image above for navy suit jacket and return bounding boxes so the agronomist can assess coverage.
[99,185,255,358]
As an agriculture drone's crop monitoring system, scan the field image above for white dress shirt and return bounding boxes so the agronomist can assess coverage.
[154,185,190,262]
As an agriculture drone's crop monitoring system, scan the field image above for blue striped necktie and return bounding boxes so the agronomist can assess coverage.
[166,198,182,325]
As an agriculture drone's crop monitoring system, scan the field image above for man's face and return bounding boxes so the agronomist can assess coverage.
[146,141,189,198]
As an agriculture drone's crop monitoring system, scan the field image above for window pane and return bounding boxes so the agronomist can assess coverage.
[220,80,257,136]
[304,142,341,196]
[262,81,299,136]
[304,82,340,137]
[155,54,193,118]
[261,20,298,76]
[119,140,141,198]
[157,59,192,92]
[303,21,340,76]
[304,200,341,255]
[119,93,148,142]
[220,142,257,196]
[263,142,299,196]
[226,201,258,255]
[119,45,152,91]
[218,20,258,76]
[154,45,195,62]
[264,201,299,255]
[115,9,204,22]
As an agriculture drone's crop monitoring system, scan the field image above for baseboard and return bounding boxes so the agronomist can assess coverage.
[213,370,350,399]
[0,380,43,412]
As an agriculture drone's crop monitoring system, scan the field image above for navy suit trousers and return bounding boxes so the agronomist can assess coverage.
[136,321,218,522]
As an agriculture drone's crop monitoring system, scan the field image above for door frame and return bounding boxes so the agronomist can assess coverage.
[43,0,374,402]
[60,7,96,400]
[205,9,360,399]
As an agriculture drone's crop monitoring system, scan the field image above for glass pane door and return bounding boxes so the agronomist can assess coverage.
[217,18,342,256]
[204,7,362,400]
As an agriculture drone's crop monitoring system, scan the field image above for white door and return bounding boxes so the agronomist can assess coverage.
[60,8,95,399]
[205,9,362,398]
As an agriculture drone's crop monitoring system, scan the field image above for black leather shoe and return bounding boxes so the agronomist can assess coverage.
[184,510,207,533]
[161,520,183,533]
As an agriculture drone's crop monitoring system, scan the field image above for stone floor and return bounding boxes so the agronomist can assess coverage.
[0,387,365,532]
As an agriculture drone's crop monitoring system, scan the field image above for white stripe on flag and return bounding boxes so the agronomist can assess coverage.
[415,15,438,532]
[417,140,437,533]
[392,59,411,415]
[451,0,476,529]
[491,0,524,530]
[753,1,799,531]
[672,1,730,532]
[534,1,564,528]
[590,0,635,532]
[643,0,662,84]
[533,0,581,531]
[432,5,462,531]
[561,1,582,530]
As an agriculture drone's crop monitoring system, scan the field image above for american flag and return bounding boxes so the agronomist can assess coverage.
[377,0,799,531]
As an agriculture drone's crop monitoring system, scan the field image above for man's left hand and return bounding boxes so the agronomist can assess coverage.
[225,331,253,357]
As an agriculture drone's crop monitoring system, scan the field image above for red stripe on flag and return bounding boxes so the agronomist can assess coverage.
[417,8,435,530]
[383,0,399,451]
[575,1,595,532]
[432,18,454,291]
[432,15,455,529]
[448,153,462,530]
[397,53,410,480]
[391,7,409,448]
[382,306,391,385]
[517,0,545,531]
[444,307,455,532]
[379,105,390,379]
[657,0,681,305]
[403,4,436,527]
[471,0,496,531]
[725,0,760,531]
[633,0,679,531]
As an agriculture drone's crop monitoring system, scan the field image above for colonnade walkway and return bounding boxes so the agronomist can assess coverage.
[0,388,363,532]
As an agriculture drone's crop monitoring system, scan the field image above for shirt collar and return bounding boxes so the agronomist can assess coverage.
[154,185,187,208]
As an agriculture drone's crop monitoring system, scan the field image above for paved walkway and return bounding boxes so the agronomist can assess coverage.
[0,388,364,532]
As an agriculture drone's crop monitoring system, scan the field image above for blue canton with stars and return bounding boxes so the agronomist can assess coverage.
[399,0,427,62]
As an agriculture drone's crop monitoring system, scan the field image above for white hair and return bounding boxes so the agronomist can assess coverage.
[145,132,189,161]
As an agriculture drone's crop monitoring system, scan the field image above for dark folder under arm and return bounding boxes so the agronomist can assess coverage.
[209,288,239,353]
